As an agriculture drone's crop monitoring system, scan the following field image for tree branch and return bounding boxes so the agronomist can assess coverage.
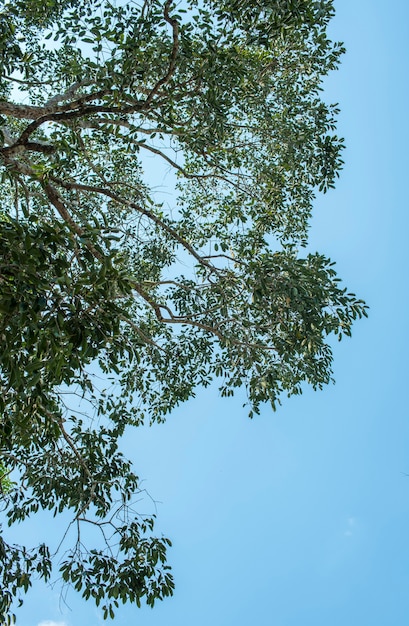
[142,0,180,108]
[49,176,217,275]
[44,80,96,106]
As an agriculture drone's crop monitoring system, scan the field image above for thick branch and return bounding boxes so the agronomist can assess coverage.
[0,88,109,121]
[1,142,55,157]
[0,101,49,119]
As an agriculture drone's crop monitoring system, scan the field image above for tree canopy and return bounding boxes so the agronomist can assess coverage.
[0,0,367,621]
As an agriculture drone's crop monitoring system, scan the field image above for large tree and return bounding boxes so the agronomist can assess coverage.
[0,0,366,621]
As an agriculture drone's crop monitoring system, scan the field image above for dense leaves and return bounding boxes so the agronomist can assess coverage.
[0,0,366,621]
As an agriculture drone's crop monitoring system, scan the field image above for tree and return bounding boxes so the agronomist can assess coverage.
[0,0,367,621]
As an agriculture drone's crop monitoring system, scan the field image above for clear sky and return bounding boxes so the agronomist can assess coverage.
[12,0,409,624]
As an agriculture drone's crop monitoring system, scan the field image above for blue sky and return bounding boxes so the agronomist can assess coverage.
[12,0,409,624]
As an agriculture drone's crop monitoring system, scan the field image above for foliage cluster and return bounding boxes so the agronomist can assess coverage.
[0,0,366,621]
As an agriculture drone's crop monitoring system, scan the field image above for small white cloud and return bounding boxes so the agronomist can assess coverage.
[38,621,67,626]
[344,516,356,537]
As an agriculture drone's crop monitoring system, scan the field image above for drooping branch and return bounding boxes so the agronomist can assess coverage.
[141,0,180,108]
[41,183,88,239]
[49,176,217,275]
